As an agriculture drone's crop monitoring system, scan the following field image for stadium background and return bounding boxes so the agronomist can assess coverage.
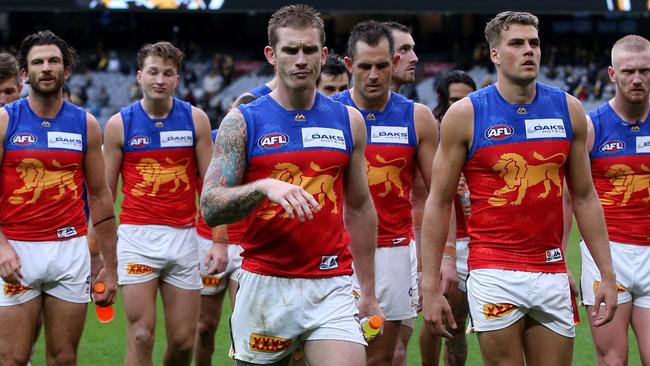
[1,1,645,364]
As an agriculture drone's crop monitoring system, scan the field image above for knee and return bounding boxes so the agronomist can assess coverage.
[197,317,219,339]
[392,341,406,363]
[599,354,627,366]
[132,326,155,349]
[47,350,77,366]
[168,333,196,354]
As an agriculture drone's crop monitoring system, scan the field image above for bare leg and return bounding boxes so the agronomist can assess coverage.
[194,290,226,366]
[304,339,365,366]
[366,319,401,365]
[0,296,41,366]
[418,324,442,366]
[42,295,88,366]
[586,303,632,366]
[122,280,159,366]
[476,317,526,366]
[523,318,573,366]
[160,281,201,366]
[445,287,469,366]
[630,305,650,365]
[391,323,413,366]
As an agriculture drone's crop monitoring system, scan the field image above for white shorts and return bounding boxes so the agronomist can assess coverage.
[352,244,416,321]
[456,237,469,292]
[580,240,650,308]
[467,269,575,338]
[197,236,243,296]
[403,241,419,330]
[0,236,90,306]
[231,270,364,364]
[117,224,201,290]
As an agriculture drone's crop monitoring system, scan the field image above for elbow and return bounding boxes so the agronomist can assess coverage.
[200,194,223,227]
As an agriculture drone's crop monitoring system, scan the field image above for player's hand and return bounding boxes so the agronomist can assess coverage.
[90,254,104,283]
[423,291,456,338]
[93,267,117,307]
[439,256,458,297]
[592,276,618,327]
[261,179,320,221]
[567,269,578,297]
[205,242,228,275]
[0,241,22,284]
[356,292,383,321]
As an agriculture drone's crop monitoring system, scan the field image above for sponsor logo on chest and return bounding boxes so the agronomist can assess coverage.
[301,127,346,150]
[525,119,566,139]
[600,140,625,153]
[47,132,82,151]
[370,126,409,144]
[160,130,193,148]
[11,133,38,145]
[637,136,650,153]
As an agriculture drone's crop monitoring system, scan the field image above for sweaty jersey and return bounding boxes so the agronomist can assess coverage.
[333,90,417,247]
[465,83,572,273]
[1,99,87,241]
[238,93,354,278]
[119,98,198,227]
[249,84,272,99]
[589,103,650,245]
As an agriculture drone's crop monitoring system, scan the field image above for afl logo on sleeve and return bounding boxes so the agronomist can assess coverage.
[301,127,346,150]
[637,136,650,153]
[47,132,83,151]
[160,130,193,147]
[258,133,290,149]
[485,125,514,141]
[370,126,409,144]
[525,119,566,139]
[11,133,37,145]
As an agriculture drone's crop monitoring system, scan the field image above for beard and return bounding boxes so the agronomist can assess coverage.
[28,73,64,97]
[617,79,649,104]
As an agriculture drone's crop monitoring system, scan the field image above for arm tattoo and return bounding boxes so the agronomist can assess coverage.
[200,110,266,226]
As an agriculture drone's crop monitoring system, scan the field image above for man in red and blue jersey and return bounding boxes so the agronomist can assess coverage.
[201,5,381,365]
[0,30,117,365]
[581,34,650,366]
[103,41,215,366]
[420,11,618,366]
[333,20,438,366]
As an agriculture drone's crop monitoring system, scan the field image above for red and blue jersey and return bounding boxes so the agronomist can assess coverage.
[120,98,198,227]
[1,99,87,241]
[249,84,272,99]
[196,128,220,240]
[589,103,650,245]
[238,93,354,278]
[333,91,417,247]
[465,83,572,272]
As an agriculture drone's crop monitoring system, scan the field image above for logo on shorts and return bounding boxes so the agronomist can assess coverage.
[249,333,292,352]
[483,303,516,319]
[593,280,626,293]
[320,256,339,270]
[126,263,156,275]
[57,226,78,239]
[3,283,30,296]
[202,275,222,288]
[351,289,360,300]
[545,248,563,263]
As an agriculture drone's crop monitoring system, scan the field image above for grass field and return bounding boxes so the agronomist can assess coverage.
[31,220,642,365]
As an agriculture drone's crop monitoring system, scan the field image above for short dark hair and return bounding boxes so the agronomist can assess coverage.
[433,70,477,121]
[484,11,539,49]
[137,41,185,72]
[267,4,325,48]
[0,53,20,82]
[382,21,412,34]
[18,30,79,70]
[347,20,394,60]
[317,54,349,86]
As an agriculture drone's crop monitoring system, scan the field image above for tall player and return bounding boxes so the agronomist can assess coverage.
[201,5,381,365]
[103,41,214,366]
[421,12,618,366]
[333,20,438,366]
[581,34,650,365]
[0,53,22,107]
[0,30,117,365]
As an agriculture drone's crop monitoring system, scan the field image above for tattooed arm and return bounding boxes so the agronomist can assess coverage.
[200,108,320,227]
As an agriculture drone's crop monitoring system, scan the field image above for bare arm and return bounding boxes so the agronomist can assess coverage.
[192,106,213,179]
[84,113,118,306]
[200,108,319,227]
[420,98,473,336]
[102,113,124,201]
[565,95,616,326]
[343,106,381,318]
[0,108,22,284]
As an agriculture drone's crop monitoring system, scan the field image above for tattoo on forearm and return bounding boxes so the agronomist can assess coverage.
[200,110,266,226]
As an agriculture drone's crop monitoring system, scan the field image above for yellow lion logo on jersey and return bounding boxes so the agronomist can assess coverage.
[489,152,565,206]
[257,162,341,219]
[132,157,191,197]
[366,154,407,198]
[9,158,79,205]
[600,164,650,206]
